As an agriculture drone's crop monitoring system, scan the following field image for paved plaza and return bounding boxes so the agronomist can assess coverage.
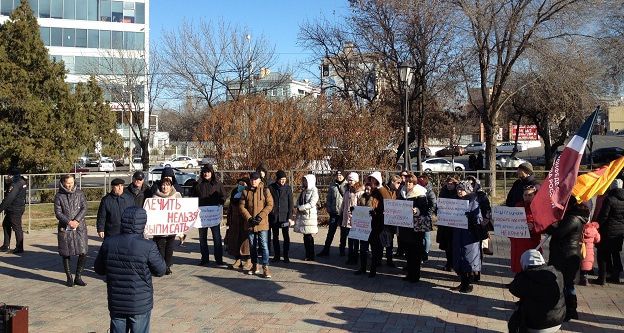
[1,226,623,333]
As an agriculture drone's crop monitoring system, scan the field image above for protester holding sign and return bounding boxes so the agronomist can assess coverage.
[398,174,430,283]
[151,178,181,275]
[356,172,388,278]
[225,177,251,270]
[294,174,319,261]
[510,185,542,273]
[451,181,482,293]
[436,176,459,271]
[190,164,226,267]
[341,172,365,265]
[380,175,401,267]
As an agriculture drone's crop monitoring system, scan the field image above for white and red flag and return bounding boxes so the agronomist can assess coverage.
[531,109,598,233]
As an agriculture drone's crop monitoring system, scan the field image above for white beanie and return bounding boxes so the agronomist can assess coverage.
[347,172,359,182]
[520,249,545,271]
[367,171,383,188]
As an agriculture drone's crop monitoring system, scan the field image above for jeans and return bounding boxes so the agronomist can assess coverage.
[249,230,269,266]
[198,225,223,263]
[110,311,151,333]
[271,225,290,259]
[423,231,431,254]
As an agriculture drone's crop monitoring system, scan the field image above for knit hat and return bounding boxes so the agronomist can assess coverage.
[518,162,534,175]
[520,249,545,270]
[275,170,287,180]
[367,171,383,188]
[347,172,359,182]
[456,180,474,194]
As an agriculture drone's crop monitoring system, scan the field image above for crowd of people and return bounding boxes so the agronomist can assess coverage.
[1,162,623,332]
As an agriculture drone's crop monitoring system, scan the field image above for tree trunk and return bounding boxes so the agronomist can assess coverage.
[484,120,497,197]
[140,140,150,171]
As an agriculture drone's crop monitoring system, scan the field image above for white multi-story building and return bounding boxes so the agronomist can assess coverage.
[0,0,150,149]
[226,68,320,101]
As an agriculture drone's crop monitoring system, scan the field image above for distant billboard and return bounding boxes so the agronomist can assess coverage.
[510,124,539,141]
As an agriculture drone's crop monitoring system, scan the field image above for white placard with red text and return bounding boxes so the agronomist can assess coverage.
[143,198,200,236]
[492,206,530,239]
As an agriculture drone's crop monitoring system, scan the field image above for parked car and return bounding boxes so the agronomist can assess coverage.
[84,155,101,167]
[495,155,528,169]
[147,167,198,187]
[198,156,217,167]
[496,141,524,153]
[591,147,624,164]
[98,158,115,172]
[435,145,465,157]
[160,155,199,169]
[409,147,433,159]
[415,158,465,172]
[464,142,486,154]
[130,157,143,170]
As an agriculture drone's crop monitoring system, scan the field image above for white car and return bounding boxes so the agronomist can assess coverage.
[416,158,465,172]
[496,155,528,169]
[496,142,524,153]
[464,142,486,154]
[160,156,198,169]
[98,157,116,172]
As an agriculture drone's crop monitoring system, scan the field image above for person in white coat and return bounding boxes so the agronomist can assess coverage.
[295,174,319,261]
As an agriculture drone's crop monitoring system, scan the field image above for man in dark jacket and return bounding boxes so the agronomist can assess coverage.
[125,171,149,207]
[318,170,347,257]
[190,164,226,266]
[268,170,293,262]
[508,249,565,333]
[94,206,166,333]
[0,167,27,253]
[505,162,538,207]
[97,178,135,238]
[593,179,624,285]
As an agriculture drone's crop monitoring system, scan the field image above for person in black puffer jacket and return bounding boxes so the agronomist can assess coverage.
[593,179,624,285]
[96,178,135,238]
[508,249,565,333]
[268,170,293,263]
[94,206,166,332]
[0,167,27,253]
[546,198,588,322]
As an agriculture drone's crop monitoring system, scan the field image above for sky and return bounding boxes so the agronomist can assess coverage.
[150,1,352,81]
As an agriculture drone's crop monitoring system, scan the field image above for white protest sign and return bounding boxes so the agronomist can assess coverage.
[143,197,200,236]
[348,206,372,241]
[492,206,530,239]
[383,199,413,228]
[436,198,469,229]
[195,206,223,228]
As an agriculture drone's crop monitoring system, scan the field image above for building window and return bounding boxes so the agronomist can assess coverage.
[39,0,50,17]
[76,0,87,20]
[50,27,62,46]
[135,2,144,24]
[123,1,134,23]
[0,0,13,16]
[63,0,74,19]
[111,30,123,49]
[63,28,75,47]
[87,29,99,48]
[100,30,111,49]
[62,55,75,73]
[75,29,87,47]
[40,27,51,46]
[99,0,110,21]
[111,0,122,22]
[87,0,96,20]
[28,0,38,15]
[50,0,62,18]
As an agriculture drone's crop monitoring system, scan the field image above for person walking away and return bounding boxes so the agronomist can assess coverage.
[96,178,135,238]
[268,170,293,263]
[592,179,624,285]
[451,181,483,293]
[0,167,27,254]
[508,249,566,333]
[94,207,166,333]
[190,164,226,266]
[510,185,542,274]
[546,198,588,321]
[225,177,251,270]
[295,174,319,261]
[54,174,88,287]
[240,172,274,278]
[399,174,430,282]
[341,172,365,265]
[151,178,181,275]
[318,170,348,257]
[579,221,600,285]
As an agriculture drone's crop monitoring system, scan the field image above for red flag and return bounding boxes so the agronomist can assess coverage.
[531,110,598,233]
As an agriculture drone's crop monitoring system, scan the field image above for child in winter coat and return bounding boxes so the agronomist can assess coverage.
[579,221,601,285]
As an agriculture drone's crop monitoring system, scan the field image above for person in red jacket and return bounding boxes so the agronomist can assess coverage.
[510,185,542,273]
[579,221,600,285]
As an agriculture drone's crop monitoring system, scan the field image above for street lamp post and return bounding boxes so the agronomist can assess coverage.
[399,63,414,171]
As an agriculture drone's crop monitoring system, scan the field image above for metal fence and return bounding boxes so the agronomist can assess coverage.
[0,169,554,232]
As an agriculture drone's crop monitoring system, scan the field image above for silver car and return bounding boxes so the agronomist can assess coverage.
[496,155,528,169]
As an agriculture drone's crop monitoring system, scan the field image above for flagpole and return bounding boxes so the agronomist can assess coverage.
[535,234,551,251]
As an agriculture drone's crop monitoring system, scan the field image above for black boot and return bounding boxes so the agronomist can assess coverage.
[74,255,87,286]
[606,272,621,284]
[354,256,367,275]
[63,257,74,287]
[317,247,329,257]
[368,264,377,278]
[564,295,578,321]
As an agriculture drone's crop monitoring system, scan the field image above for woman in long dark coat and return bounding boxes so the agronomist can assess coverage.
[451,181,482,293]
[225,177,251,270]
[54,174,88,287]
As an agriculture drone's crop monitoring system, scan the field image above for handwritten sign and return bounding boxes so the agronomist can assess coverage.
[143,198,200,236]
[383,199,413,228]
[194,206,224,228]
[436,198,469,229]
[492,206,530,238]
[348,206,372,241]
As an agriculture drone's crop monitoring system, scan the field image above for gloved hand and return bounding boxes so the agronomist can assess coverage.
[253,215,262,225]
[349,206,355,212]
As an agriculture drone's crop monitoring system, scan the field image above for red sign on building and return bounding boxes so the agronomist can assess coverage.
[510,124,539,141]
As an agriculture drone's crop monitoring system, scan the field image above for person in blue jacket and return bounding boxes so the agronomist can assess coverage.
[94,206,166,333]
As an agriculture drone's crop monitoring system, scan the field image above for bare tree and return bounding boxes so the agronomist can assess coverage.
[595,0,624,95]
